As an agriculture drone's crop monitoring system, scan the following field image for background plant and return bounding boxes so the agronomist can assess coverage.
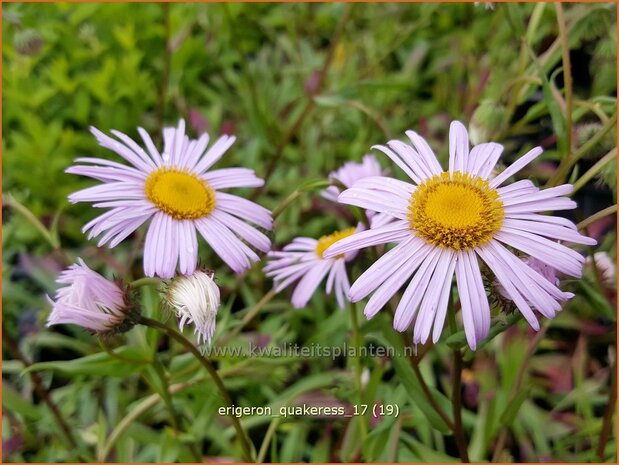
[2,2,616,463]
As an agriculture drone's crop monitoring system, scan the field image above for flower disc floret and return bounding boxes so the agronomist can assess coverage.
[409,171,504,250]
[145,168,216,220]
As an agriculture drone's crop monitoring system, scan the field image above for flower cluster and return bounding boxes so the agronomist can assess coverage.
[48,118,595,351]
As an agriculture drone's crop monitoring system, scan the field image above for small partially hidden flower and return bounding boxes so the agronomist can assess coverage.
[264,226,361,309]
[586,252,616,287]
[165,270,220,345]
[322,155,393,228]
[47,259,135,335]
[497,257,571,306]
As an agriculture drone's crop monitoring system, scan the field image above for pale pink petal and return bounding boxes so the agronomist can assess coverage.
[372,144,422,184]
[449,120,469,174]
[387,140,434,180]
[501,184,573,207]
[495,229,584,277]
[203,168,264,189]
[215,192,273,229]
[412,249,455,345]
[144,212,166,277]
[431,252,458,344]
[211,210,271,252]
[90,126,155,172]
[349,236,424,302]
[476,243,540,330]
[363,241,432,319]
[193,135,237,175]
[469,142,503,178]
[489,146,543,188]
[393,248,443,331]
[138,127,164,166]
[291,260,332,308]
[404,130,443,174]
[503,219,596,245]
[337,188,409,219]
[323,220,410,258]
[110,129,157,171]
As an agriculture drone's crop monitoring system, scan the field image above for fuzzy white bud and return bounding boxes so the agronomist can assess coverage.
[166,270,221,345]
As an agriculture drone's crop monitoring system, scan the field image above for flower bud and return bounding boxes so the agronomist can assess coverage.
[47,259,137,336]
[164,270,221,345]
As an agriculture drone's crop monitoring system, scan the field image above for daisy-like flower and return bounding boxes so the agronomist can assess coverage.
[164,270,220,345]
[322,155,394,228]
[324,121,596,349]
[47,258,135,334]
[67,119,272,278]
[264,227,360,309]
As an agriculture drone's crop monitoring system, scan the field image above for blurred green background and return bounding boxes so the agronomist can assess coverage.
[2,2,617,463]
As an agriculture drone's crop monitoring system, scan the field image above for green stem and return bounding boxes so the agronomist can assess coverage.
[3,325,89,460]
[400,332,456,432]
[348,301,368,440]
[256,415,283,463]
[224,290,277,342]
[137,316,254,462]
[151,357,203,462]
[548,112,617,187]
[271,180,331,221]
[99,380,200,461]
[447,295,469,463]
[492,325,548,461]
[577,205,617,231]
[452,348,469,463]
[571,148,617,195]
[3,193,60,249]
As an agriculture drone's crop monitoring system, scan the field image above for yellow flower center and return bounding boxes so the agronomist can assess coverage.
[408,171,504,250]
[315,227,356,259]
[145,168,216,220]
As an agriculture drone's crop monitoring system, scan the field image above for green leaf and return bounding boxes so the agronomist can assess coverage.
[22,347,150,377]
[499,387,531,427]
[381,327,453,434]
[577,280,616,321]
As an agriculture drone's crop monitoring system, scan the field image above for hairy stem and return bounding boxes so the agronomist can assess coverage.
[137,316,254,462]
[448,296,469,462]
[151,357,203,462]
[571,148,617,195]
[401,333,456,433]
[548,112,617,187]
[577,204,617,231]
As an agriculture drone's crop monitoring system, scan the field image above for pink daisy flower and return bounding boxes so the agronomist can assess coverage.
[67,119,272,278]
[322,155,394,228]
[324,121,596,349]
[47,259,131,333]
[264,227,360,309]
